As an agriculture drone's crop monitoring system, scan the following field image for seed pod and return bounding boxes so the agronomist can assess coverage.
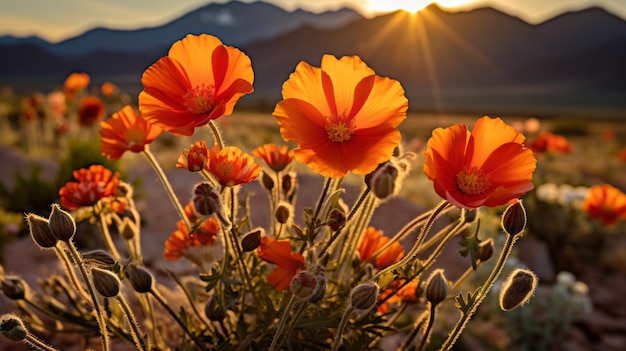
[350,282,379,312]
[240,229,263,252]
[192,182,222,217]
[82,250,117,267]
[275,203,292,224]
[499,268,538,311]
[261,172,274,191]
[327,208,346,232]
[26,213,57,249]
[124,263,153,293]
[91,267,120,298]
[367,162,399,200]
[290,271,317,302]
[0,314,27,342]
[425,269,448,306]
[205,295,226,322]
[48,204,76,242]
[475,238,494,263]
[501,200,527,236]
[1,276,26,300]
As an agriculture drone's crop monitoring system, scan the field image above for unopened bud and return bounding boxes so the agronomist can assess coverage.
[0,314,27,342]
[192,182,222,216]
[281,173,296,198]
[205,295,226,321]
[261,172,274,191]
[115,181,133,199]
[501,200,527,236]
[499,268,538,311]
[91,267,120,298]
[290,271,317,302]
[367,162,399,200]
[120,218,138,240]
[82,250,116,267]
[241,229,263,252]
[124,263,153,293]
[475,238,494,263]
[309,278,327,303]
[425,269,448,306]
[350,282,379,311]
[48,204,76,241]
[275,203,292,224]
[327,208,346,232]
[1,276,26,300]
[464,209,478,223]
[26,213,57,248]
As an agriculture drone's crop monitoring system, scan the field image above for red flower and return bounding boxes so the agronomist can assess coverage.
[423,117,536,209]
[528,131,572,154]
[256,237,305,291]
[139,34,254,136]
[205,145,261,186]
[58,165,120,210]
[77,95,106,127]
[252,143,295,172]
[582,184,626,225]
[358,226,404,269]
[99,105,162,161]
[377,279,419,314]
[176,141,209,172]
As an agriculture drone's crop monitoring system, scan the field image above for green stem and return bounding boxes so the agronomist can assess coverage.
[64,241,110,351]
[143,146,192,231]
[415,303,437,351]
[438,233,519,351]
[331,306,354,351]
[268,294,297,351]
[208,120,225,149]
[97,211,121,261]
[54,246,90,301]
[116,295,148,351]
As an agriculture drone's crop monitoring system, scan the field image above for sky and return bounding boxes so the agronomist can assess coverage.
[1,0,625,43]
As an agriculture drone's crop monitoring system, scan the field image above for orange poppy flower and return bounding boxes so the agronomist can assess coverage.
[377,279,419,314]
[272,55,407,178]
[176,141,209,172]
[64,72,90,99]
[528,131,572,154]
[256,237,305,291]
[164,203,223,268]
[139,34,254,136]
[100,82,119,97]
[252,143,295,172]
[59,165,120,210]
[358,226,405,269]
[205,145,261,186]
[582,184,626,225]
[77,95,106,127]
[99,105,162,161]
[423,116,536,209]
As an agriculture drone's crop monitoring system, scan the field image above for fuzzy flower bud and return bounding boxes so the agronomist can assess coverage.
[120,217,138,240]
[1,276,26,300]
[366,162,399,200]
[475,238,494,263]
[240,229,263,252]
[501,200,527,236]
[82,250,117,267]
[275,203,292,224]
[124,263,153,293]
[91,267,120,298]
[425,269,448,306]
[261,172,274,191]
[350,282,379,312]
[192,182,222,216]
[282,172,296,199]
[205,295,226,322]
[499,268,538,311]
[290,271,318,302]
[26,213,57,249]
[327,208,347,232]
[48,204,76,241]
[309,264,327,303]
[0,314,27,342]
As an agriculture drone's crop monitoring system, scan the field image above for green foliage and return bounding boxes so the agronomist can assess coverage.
[0,163,58,215]
[55,138,121,186]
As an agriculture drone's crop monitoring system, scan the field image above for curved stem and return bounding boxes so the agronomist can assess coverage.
[143,146,192,231]
[268,295,297,351]
[116,295,148,351]
[24,333,60,351]
[438,233,519,351]
[54,246,90,301]
[97,211,121,261]
[207,120,224,149]
[415,303,436,351]
[398,311,428,351]
[331,306,354,351]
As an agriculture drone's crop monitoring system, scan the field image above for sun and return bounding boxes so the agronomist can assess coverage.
[367,0,475,13]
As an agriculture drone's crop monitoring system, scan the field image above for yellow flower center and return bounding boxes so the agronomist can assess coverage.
[183,84,215,114]
[325,114,355,143]
[456,166,491,195]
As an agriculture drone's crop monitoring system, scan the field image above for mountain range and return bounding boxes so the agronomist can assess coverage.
[1,1,625,117]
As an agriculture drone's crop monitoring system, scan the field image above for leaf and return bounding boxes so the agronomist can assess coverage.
[458,219,481,269]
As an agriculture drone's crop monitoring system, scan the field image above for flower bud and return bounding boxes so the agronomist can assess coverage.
[91,267,120,298]
[26,213,57,249]
[240,229,263,252]
[464,209,478,223]
[367,162,399,200]
[501,200,527,236]
[475,238,494,263]
[425,269,448,306]
[275,203,292,224]
[192,182,222,217]
[119,217,138,240]
[309,279,327,304]
[1,276,26,300]
[282,172,296,199]
[205,295,226,321]
[124,263,153,293]
[350,282,379,311]
[499,268,538,311]
[290,271,317,302]
[82,250,117,267]
[0,313,27,342]
[261,172,274,191]
[48,204,76,242]
[327,208,346,232]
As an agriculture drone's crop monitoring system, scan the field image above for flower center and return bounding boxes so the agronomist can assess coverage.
[183,84,215,115]
[215,162,234,179]
[325,113,355,143]
[456,166,491,195]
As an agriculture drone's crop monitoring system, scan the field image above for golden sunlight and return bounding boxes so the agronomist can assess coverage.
[368,0,474,13]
